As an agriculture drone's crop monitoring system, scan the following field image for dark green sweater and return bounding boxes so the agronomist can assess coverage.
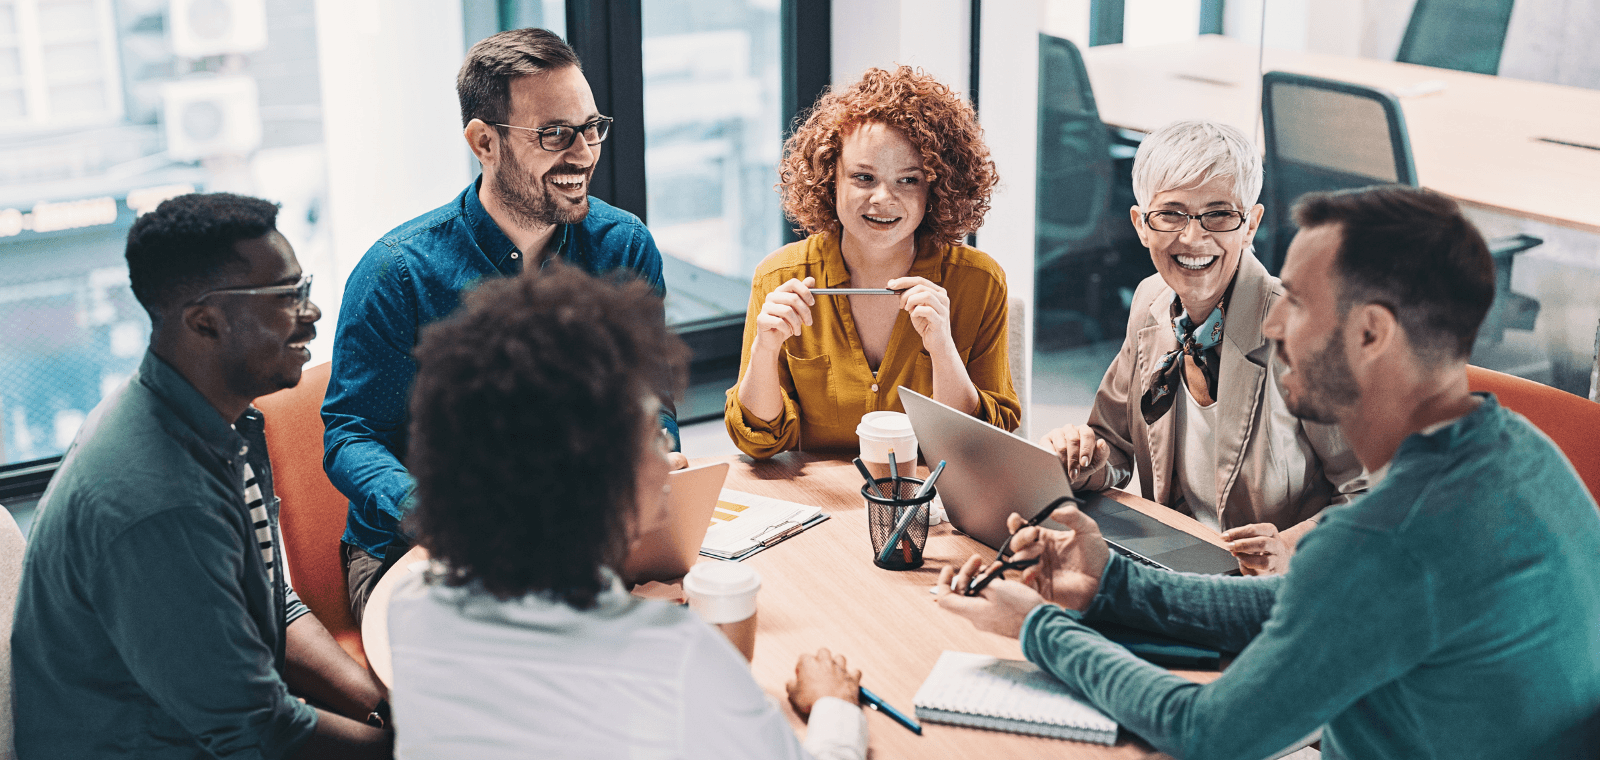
[1022,394,1600,759]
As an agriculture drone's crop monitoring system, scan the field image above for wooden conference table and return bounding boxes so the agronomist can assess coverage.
[365,452,1229,758]
[1081,35,1600,234]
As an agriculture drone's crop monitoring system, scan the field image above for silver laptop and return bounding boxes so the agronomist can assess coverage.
[898,388,1239,575]
[623,461,729,583]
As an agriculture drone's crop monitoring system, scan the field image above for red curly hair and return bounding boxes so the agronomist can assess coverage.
[778,66,998,248]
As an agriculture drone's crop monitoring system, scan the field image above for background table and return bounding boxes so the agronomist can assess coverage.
[364,452,1230,758]
[1081,35,1600,234]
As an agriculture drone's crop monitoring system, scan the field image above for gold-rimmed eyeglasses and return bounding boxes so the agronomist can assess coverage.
[1143,209,1248,233]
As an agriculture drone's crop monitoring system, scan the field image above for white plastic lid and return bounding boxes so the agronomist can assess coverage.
[857,411,914,440]
[683,562,761,623]
[683,561,761,597]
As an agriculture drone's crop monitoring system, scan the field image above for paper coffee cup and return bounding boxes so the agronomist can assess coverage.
[857,411,918,479]
[683,561,761,624]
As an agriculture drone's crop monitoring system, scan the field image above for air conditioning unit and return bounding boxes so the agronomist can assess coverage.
[161,76,262,160]
[168,0,268,58]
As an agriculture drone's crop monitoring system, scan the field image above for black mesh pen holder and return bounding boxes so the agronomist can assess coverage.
[863,477,934,571]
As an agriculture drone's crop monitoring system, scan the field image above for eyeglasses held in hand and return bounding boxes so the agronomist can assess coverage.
[189,273,314,313]
[963,494,1083,596]
[493,116,613,152]
[1143,209,1247,233]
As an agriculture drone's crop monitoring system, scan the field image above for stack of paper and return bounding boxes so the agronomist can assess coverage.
[700,489,826,561]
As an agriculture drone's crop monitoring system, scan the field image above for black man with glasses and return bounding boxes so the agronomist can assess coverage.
[322,28,683,624]
[1037,120,1367,575]
[12,193,394,759]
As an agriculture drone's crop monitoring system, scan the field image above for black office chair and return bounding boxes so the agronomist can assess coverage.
[1396,0,1517,76]
[1033,34,1151,349]
[1036,33,1113,257]
[1260,71,1541,344]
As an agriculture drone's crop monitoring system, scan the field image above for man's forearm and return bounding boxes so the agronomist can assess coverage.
[1087,554,1280,654]
[285,615,385,722]
[292,709,392,760]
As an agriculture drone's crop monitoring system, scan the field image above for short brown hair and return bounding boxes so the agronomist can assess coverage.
[407,263,689,607]
[1293,185,1495,361]
[778,66,998,247]
[457,28,581,131]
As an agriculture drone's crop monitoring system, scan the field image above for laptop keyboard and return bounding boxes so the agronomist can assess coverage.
[1106,540,1169,570]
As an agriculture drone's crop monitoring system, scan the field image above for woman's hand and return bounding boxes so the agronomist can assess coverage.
[889,276,955,355]
[752,277,816,354]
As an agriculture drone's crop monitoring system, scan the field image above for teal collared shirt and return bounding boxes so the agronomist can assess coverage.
[1021,394,1600,759]
[11,350,316,759]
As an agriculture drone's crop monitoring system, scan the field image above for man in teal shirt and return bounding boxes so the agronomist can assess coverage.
[12,194,391,758]
[937,185,1600,758]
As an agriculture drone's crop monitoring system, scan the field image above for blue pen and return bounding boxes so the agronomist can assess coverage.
[858,686,922,735]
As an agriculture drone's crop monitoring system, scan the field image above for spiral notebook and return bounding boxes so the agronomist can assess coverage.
[911,651,1118,745]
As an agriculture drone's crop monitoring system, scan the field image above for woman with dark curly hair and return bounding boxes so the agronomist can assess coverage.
[387,263,869,758]
[726,66,1020,458]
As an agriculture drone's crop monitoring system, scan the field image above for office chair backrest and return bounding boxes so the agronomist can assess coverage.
[1007,296,1028,439]
[0,507,25,760]
[1260,71,1415,273]
[1036,33,1112,255]
[1397,0,1517,75]
[1466,365,1600,506]
[255,361,367,669]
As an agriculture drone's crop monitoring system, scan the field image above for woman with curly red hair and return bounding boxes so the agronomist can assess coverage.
[725,66,1020,458]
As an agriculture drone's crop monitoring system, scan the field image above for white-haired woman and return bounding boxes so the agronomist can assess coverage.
[1039,120,1370,575]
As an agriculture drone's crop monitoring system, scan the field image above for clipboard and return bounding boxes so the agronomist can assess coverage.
[699,489,828,561]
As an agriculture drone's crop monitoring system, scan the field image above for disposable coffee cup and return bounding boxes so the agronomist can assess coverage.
[683,561,761,662]
[857,411,918,481]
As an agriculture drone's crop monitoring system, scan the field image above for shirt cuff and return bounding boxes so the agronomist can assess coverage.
[803,696,868,760]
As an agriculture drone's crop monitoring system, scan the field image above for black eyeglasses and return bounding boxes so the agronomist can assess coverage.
[1143,209,1248,233]
[189,273,314,313]
[493,116,613,152]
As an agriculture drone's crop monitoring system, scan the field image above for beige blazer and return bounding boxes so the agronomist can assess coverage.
[1082,253,1369,530]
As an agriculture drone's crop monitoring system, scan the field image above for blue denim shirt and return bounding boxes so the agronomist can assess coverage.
[324,179,674,556]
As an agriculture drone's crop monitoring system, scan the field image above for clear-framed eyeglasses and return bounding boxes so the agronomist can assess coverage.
[492,116,614,152]
[189,273,314,313]
[1143,209,1248,233]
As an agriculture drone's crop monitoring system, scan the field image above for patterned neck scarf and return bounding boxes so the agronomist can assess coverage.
[1141,290,1229,425]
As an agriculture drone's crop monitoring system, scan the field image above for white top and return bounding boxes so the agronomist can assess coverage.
[387,569,867,760]
[1172,379,1222,532]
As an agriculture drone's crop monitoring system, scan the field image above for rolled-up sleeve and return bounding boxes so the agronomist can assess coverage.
[725,279,803,459]
[92,509,317,759]
[956,266,1020,432]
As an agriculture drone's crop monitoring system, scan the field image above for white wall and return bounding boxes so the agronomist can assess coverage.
[975,0,1043,437]
[831,0,970,91]
[310,0,471,362]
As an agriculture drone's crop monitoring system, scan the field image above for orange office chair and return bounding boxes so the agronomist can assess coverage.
[1466,365,1600,505]
[255,362,366,668]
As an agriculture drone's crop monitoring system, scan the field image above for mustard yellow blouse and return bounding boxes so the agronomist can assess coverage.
[724,233,1020,458]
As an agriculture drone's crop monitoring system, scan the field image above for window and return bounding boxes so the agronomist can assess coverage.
[642,0,782,326]
[0,0,330,468]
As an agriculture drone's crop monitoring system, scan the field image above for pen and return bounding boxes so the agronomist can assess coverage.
[809,287,905,295]
[912,460,946,501]
[858,686,921,735]
[876,460,946,564]
[853,458,886,499]
[887,449,899,495]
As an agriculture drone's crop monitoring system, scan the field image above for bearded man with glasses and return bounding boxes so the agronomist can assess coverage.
[323,28,684,625]
[1037,120,1368,575]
